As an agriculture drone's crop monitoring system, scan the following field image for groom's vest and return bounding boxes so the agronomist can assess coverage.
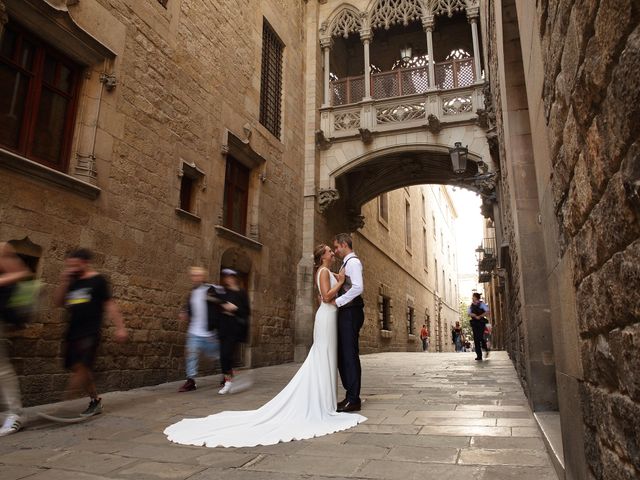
[338,256,364,309]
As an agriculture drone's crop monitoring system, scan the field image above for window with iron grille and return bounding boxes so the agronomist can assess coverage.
[0,21,82,172]
[223,156,250,235]
[259,20,283,139]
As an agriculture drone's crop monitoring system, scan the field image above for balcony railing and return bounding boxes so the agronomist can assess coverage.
[331,58,476,106]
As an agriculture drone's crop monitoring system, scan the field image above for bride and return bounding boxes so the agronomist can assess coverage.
[164,244,367,447]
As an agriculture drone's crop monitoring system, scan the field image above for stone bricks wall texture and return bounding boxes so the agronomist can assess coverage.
[0,0,306,406]
[490,0,640,477]
[540,1,640,476]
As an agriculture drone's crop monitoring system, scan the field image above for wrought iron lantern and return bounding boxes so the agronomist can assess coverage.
[449,142,469,174]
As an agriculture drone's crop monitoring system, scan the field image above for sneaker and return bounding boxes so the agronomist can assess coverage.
[178,378,197,392]
[81,398,103,417]
[0,414,21,437]
[218,382,233,395]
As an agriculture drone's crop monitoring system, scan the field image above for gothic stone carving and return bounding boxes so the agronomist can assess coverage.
[315,129,332,150]
[359,128,373,144]
[317,188,339,213]
[347,210,365,231]
[426,114,442,134]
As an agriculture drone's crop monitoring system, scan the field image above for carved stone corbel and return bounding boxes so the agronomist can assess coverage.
[358,128,373,144]
[315,129,332,150]
[476,109,489,129]
[426,114,442,134]
[347,210,365,231]
[317,188,339,213]
[99,72,117,91]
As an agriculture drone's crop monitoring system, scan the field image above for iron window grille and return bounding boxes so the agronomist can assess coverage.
[259,20,284,139]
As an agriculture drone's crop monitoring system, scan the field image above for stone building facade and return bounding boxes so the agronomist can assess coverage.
[0,0,308,404]
[482,1,640,479]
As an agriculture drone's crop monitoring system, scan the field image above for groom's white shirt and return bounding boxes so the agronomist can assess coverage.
[335,252,363,308]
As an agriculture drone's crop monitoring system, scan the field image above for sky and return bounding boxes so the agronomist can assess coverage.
[449,186,484,300]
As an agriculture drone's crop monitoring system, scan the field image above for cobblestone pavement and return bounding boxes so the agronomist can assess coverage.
[0,352,558,479]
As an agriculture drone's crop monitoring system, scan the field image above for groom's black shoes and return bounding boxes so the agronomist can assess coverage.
[337,400,361,413]
[337,398,348,409]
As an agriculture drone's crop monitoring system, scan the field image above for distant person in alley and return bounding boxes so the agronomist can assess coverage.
[468,292,490,361]
[419,324,429,351]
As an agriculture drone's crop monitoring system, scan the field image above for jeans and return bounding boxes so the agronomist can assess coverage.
[421,338,428,351]
[454,335,462,352]
[185,333,219,379]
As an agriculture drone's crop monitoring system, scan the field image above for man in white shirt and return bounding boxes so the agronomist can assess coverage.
[178,267,219,392]
[333,233,364,412]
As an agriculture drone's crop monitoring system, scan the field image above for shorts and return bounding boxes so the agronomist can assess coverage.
[64,335,100,370]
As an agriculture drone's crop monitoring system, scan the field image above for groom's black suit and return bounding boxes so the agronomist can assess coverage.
[337,254,364,405]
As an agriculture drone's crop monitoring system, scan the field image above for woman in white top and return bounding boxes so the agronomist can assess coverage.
[164,244,367,447]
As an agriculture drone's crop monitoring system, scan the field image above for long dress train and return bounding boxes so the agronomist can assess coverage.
[164,268,366,447]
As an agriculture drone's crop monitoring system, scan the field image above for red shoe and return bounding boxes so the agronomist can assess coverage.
[178,378,196,392]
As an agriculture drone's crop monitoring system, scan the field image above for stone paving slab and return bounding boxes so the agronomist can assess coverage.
[0,352,558,479]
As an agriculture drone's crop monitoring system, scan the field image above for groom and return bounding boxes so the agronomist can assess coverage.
[333,233,364,413]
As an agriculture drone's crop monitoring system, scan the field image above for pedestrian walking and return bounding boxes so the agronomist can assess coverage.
[0,242,30,436]
[53,248,127,416]
[177,267,220,392]
[215,269,250,395]
[468,292,490,361]
[419,324,429,351]
[452,321,463,352]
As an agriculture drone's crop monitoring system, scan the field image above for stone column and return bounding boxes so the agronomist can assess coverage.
[362,31,372,100]
[422,15,436,89]
[467,6,482,81]
[320,37,332,107]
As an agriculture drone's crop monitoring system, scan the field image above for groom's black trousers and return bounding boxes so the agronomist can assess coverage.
[337,305,365,403]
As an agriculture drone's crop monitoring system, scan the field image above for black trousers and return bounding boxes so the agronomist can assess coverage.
[219,334,236,376]
[470,320,486,359]
[337,305,365,403]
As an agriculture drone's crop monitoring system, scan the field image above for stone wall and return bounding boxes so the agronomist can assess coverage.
[487,0,640,477]
[0,0,306,406]
[538,0,640,477]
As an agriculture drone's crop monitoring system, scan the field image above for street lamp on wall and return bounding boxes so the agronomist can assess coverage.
[449,142,469,174]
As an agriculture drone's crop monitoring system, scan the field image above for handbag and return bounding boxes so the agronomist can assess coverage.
[4,279,41,327]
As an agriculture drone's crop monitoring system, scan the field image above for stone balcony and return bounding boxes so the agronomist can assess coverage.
[319,61,484,141]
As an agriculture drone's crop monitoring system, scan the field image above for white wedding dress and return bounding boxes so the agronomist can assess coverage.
[164,267,366,447]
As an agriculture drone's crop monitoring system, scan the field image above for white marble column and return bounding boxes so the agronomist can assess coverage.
[422,15,436,89]
[320,37,332,107]
[467,7,482,81]
[362,32,372,100]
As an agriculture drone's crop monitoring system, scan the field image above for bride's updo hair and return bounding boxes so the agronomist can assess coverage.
[313,244,328,269]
